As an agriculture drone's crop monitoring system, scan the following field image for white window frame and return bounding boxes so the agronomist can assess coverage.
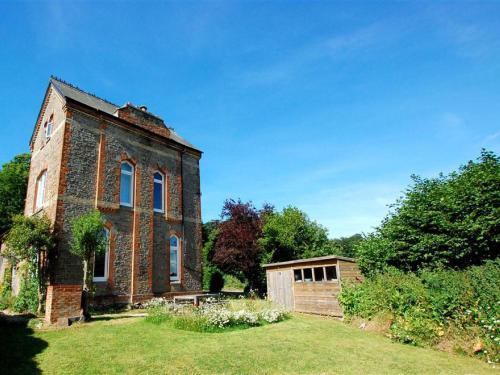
[120,161,134,207]
[45,117,53,139]
[292,265,338,283]
[35,170,47,210]
[170,235,180,283]
[153,171,165,213]
[93,228,110,282]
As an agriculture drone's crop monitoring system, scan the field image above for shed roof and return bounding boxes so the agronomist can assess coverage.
[262,255,356,268]
[42,76,199,151]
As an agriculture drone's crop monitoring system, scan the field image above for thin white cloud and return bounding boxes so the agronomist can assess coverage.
[240,23,390,86]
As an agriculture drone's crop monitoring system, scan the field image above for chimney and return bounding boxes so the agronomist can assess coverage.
[114,103,169,138]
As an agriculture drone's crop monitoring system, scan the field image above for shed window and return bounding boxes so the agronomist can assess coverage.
[294,269,303,282]
[303,268,313,282]
[314,267,325,282]
[325,266,337,281]
[153,172,164,213]
[120,161,134,207]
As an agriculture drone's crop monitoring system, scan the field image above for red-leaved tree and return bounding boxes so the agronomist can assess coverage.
[212,199,264,293]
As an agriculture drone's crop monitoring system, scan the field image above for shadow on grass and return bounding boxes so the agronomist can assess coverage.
[0,313,48,374]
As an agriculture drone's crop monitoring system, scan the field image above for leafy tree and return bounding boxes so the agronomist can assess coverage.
[4,214,55,313]
[212,200,264,293]
[0,153,30,236]
[69,210,106,320]
[202,221,225,292]
[357,150,500,275]
[260,206,337,263]
[331,234,363,258]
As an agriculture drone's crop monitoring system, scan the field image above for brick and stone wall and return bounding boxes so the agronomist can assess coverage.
[45,285,82,324]
[44,101,202,305]
[26,84,202,323]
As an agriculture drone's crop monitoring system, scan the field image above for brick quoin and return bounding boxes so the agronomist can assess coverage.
[22,77,203,324]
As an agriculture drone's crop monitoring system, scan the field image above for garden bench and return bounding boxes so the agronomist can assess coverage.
[173,293,221,307]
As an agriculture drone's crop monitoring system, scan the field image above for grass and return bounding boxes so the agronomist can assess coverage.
[1,313,496,374]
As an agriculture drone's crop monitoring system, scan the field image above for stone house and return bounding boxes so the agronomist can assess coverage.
[24,77,202,323]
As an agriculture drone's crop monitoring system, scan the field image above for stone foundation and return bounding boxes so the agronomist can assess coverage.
[45,284,82,324]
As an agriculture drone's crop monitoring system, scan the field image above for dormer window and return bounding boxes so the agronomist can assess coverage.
[44,115,54,139]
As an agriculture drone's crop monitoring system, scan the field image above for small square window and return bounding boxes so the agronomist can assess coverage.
[314,267,325,282]
[325,266,337,281]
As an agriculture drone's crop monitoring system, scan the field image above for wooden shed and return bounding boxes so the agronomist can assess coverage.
[263,255,363,316]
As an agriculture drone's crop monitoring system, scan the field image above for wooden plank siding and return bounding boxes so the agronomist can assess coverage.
[338,260,364,283]
[264,256,363,317]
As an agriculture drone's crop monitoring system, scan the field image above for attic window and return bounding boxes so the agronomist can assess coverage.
[44,115,54,139]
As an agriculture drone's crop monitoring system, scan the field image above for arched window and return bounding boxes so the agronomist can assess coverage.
[93,228,110,282]
[120,161,134,207]
[170,235,180,282]
[153,172,164,213]
[35,170,47,210]
[45,115,54,139]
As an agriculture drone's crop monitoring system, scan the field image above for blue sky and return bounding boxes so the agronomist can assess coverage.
[1,1,499,237]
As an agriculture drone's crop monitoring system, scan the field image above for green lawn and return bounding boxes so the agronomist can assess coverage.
[2,314,496,374]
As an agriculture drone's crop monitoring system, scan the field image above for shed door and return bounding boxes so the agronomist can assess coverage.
[269,269,293,310]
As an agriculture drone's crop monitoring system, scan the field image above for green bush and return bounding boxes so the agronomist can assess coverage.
[0,266,13,310]
[339,261,500,362]
[13,273,38,313]
[203,267,225,293]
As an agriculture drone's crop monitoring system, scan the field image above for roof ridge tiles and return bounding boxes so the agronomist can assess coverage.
[50,75,120,108]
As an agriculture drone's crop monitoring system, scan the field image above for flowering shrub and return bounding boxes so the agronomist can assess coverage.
[259,309,285,323]
[146,298,289,332]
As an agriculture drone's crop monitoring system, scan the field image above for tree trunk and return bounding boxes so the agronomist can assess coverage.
[81,258,92,321]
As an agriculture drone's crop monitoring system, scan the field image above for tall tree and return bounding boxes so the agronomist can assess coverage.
[331,234,364,258]
[260,206,337,263]
[202,220,224,292]
[212,199,264,293]
[357,150,500,275]
[69,210,106,320]
[0,153,30,236]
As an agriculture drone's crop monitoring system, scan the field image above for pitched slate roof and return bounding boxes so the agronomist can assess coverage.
[48,76,199,151]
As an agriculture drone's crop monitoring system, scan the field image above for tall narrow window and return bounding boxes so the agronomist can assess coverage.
[153,172,164,213]
[45,115,54,139]
[120,161,134,207]
[170,235,180,282]
[93,228,110,282]
[35,170,47,210]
